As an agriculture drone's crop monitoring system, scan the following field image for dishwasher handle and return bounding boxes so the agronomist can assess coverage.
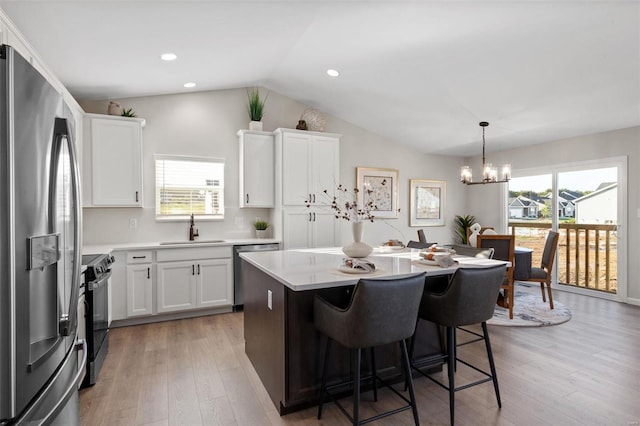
[234,244,280,253]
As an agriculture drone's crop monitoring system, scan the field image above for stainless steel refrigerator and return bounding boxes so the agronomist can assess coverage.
[0,45,85,425]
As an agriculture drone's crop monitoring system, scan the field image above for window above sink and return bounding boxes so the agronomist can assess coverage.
[155,154,225,221]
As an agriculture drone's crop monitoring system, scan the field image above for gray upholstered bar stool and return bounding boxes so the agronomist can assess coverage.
[314,273,426,426]
[410,265,505,425]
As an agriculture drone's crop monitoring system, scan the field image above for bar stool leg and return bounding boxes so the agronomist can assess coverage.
[446,326,456,425]
[354,348,361,425]
[482,322,502,408]
[317,338,332,420]
[400,339,420,425]
[370,348,378,402]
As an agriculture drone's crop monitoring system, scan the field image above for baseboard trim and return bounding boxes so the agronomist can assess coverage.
[110,306,233,328]
[626,297,640,307]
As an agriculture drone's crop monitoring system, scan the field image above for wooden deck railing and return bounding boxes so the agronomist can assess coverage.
[508,221,617,293]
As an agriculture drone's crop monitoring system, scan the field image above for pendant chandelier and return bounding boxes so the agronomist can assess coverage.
[460,121,511,185]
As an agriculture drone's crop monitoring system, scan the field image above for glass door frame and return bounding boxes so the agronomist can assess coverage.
[502,156,628,302]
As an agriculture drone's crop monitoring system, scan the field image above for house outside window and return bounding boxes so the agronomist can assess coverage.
[155,155,225,220]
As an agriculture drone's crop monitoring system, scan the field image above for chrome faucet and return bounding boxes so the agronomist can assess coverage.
[189,214,199,241]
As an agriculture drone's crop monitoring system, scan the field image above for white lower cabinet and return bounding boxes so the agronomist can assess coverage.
[111,246,233,323]
[156,246,233,314]
[197,259,233,308]
[156,261,198,313]
[126,263,153,317]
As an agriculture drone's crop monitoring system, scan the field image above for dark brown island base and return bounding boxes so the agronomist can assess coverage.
[240,248,507,415]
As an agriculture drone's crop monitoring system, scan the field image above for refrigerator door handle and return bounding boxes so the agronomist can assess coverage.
[14,339,87,426]
[53,118,82,337]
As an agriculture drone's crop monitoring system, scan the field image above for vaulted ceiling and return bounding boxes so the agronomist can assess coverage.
[2,1,638,155]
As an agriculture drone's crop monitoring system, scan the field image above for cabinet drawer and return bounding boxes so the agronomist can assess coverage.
[126,251,153,264]
[156,246,232,262]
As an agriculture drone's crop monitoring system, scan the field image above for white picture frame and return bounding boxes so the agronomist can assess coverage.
[356,167,399,219]
[410,179,445,226]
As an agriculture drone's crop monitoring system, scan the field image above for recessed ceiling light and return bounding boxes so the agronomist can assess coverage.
[326,69,340,77]
[183,82,196,88]
[160,53,177,61]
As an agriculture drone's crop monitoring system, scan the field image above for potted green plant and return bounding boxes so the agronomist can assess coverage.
[453,214,476,244]
[121,107,137,117]
[247,88,267,131]
[254,220,269,238]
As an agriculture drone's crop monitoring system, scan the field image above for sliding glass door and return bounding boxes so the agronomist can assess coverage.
[507,158,626,300]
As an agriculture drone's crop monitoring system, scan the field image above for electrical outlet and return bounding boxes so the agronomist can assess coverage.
[129,218,137,229]
[267,289,272,310]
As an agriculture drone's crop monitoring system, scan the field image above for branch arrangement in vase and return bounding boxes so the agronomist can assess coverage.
[306,184,377,222]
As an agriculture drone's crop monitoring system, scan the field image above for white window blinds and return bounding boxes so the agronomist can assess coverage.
[155,155,225,219]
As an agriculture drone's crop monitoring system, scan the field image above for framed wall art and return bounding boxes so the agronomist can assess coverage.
[356,167,399,219]
[409,179,445,226]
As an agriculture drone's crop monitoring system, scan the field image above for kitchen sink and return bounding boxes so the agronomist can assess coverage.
[159,240,226,245]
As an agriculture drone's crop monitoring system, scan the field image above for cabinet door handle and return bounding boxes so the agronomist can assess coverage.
[309,194,312,204]
[192,265,195,275]
[135,191,139,203]
[132,256,146,259]
[197,264,201,275]
[313,194,315,203]
[313,212,316,222]
[147,267,150,279]
[246,194,249,204]
[308,212,312,222]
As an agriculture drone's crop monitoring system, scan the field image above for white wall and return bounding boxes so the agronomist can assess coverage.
[464,126,640,302]
[80,88,466,248]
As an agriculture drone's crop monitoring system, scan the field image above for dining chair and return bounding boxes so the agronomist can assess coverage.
[521,231,560,309]
[417,229,427,243]
[407,240,437,249]
[477,234,515,319]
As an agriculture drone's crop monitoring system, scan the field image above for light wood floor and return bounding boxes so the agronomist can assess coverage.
[80,285,640,426]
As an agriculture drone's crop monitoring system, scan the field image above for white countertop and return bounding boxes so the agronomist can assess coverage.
[239,247,509,291]
[83,238,280,255]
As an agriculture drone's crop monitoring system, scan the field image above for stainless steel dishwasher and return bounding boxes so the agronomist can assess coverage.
[233,243,280,310]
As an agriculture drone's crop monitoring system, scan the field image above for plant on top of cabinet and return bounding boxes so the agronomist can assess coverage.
[247,87,268,131]
[121,107,137,117]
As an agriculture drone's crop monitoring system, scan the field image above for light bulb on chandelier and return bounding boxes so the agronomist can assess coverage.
[460,121,510,185]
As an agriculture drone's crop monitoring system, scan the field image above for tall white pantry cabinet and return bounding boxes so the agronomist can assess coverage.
[273,128,341,249]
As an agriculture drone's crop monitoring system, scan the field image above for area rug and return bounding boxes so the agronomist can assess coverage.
[487,291,572,327]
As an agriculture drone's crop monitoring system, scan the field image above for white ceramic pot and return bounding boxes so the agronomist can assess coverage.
[249,120,263,131]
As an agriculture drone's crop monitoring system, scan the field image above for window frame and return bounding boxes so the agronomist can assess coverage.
[154,154,225,222]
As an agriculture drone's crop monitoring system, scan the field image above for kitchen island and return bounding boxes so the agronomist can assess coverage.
[240,247,504,414]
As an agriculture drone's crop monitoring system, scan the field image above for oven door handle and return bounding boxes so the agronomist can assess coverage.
[88,270,112,291]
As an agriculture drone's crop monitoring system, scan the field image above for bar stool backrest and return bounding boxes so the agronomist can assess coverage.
[420,265,506,327]
[314,273,426,349]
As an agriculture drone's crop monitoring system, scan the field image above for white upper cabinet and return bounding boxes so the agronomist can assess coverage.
[238,130,275,208]
[277,128,340,206]
[83,113,145,207]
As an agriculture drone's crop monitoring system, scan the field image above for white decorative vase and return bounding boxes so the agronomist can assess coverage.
[300,108,326,132]
[255,229,267,238]
[107,101,122,116]
[249,120,263,131]
[342,221,373,258]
